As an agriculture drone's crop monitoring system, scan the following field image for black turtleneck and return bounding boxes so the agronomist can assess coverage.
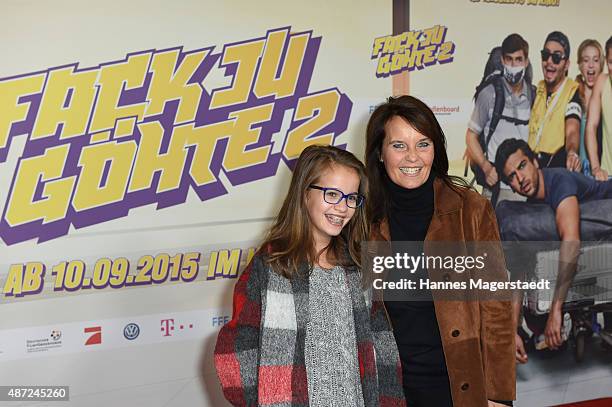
[382,172,513,406]
[382,171,450,389]
[385,170,435,243]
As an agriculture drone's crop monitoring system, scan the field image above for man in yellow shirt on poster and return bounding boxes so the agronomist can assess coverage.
[528,31,582,171]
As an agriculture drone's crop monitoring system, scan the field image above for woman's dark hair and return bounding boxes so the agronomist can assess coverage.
[365,95,469,224]
[606,36,612,57]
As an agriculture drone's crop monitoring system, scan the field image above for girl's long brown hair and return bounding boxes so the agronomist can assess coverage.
[261,145,368,279]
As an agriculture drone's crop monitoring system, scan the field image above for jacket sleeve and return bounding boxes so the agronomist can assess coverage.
[477,202,516,401]
[214,254,264,407]
[369,294,407,407]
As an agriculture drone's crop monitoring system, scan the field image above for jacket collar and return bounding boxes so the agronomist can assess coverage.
[433,177,463,215]
[375,177,463,241]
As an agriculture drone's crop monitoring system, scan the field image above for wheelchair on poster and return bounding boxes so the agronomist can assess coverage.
[522,245,612,362]
[496,199,612,362]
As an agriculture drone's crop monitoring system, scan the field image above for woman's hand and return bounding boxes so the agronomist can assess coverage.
[488,401,507,407]
[515,333,528,364]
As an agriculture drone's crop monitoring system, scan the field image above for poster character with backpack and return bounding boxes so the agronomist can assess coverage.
[466,34,536,206]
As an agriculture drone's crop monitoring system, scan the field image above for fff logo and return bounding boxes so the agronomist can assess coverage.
[212,316,230,327]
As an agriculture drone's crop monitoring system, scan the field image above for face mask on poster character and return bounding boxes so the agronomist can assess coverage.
[503,64,525,85]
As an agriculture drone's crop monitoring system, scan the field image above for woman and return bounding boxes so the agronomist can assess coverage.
[586,36,612,181]
[365,96,515,407]
[214,145,406,406]
[575,39,604,174]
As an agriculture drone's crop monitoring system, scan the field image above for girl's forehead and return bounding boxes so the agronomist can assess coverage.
[315,164,360,186]
[318,163,358,177]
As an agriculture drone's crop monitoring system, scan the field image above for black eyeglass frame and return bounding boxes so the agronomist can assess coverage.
[308,185,365,208]
[540,49,566,64]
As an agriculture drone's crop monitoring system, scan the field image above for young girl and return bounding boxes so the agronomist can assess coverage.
[214,145,405,407]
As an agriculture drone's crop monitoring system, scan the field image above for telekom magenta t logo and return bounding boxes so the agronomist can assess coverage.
[160,318,194,337]
[161,319,174,337]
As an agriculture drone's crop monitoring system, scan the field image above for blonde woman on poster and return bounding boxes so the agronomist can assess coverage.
[586,36,612,181]
[575,38,604,173]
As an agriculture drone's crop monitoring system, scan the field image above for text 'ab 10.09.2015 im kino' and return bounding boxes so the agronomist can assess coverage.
[370,253,551,292]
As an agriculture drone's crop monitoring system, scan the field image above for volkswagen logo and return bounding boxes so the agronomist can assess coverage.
[123,323,140,340]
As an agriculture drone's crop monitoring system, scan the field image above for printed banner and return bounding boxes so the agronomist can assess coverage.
[0,1,392,406]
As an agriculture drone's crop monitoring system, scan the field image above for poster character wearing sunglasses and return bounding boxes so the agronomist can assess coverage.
[540,48,567,65]
[528,31,582,172]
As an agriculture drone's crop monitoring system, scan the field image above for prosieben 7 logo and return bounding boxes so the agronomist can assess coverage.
[0,26,352,245]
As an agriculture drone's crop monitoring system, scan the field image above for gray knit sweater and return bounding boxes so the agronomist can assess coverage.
[305,265,365,407]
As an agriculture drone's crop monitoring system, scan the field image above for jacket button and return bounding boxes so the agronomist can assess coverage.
[461,383,469,391]
[443,273,451,282]
[451,329,460,337]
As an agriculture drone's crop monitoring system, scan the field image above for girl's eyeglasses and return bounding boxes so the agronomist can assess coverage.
[308,185,364,208]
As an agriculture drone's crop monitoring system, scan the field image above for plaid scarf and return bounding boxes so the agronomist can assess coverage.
[215,253,406,406]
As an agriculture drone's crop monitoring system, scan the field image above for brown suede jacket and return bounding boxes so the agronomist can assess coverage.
[370,177,516,407]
